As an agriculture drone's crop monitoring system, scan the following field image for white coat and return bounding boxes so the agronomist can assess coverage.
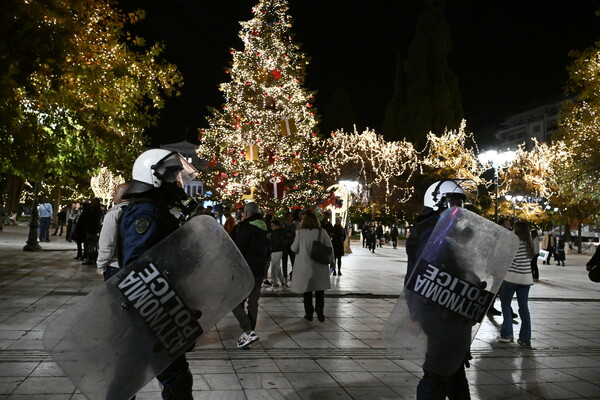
[290,228,332,293]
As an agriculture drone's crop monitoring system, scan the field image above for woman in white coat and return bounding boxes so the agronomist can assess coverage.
[290,212,332,322]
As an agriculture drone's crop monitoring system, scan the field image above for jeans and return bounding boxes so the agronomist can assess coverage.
[38,217,51,241]
[500,281,531,343]
[232,275,263,333]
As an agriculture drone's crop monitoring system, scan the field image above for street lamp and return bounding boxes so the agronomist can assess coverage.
[478,150,516,223]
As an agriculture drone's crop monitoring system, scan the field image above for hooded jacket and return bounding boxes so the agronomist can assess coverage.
[233,213,270,276]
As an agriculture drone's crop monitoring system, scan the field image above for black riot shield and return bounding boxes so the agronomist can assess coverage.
[383,207,519,377]
[43,215,254,400]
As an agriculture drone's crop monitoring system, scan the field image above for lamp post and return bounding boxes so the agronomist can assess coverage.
[478,150,516,223]
[23,182,42,252]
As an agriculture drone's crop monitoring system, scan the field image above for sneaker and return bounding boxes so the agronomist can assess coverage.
[498,337,514,343]
[282,286,289,292]
[237,331,259,348]
[263,280,272,287]
[265,286,278,292]
[517,339,532,348]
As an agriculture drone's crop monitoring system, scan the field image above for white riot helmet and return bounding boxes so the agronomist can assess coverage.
[129,149,199,195]
[424,179,467,211]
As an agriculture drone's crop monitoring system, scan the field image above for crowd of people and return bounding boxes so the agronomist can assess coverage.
[360,221,401,252]
[23,150,596,400]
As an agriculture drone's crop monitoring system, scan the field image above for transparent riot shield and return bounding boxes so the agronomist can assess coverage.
[383,208,519,377]
[43,215,254,400]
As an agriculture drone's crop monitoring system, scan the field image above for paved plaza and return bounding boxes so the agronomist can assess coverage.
[1,224,599,399]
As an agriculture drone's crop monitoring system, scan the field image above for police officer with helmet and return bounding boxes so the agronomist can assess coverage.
[405,179,472,400]
[118,148,199,399]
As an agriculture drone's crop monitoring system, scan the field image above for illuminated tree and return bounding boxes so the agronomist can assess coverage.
[414,120,485,216]
[555,34,600,227]
[500,140,564,224]
[325,127,419,213]
[197,0,322,207]
[422,120,485,184]
[0,0,182,185]
[90,167,125,207]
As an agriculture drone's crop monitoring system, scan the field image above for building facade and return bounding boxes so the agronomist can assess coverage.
[495,103,559,150]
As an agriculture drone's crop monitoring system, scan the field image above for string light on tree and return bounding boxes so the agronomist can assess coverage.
[90,167,125,207]
[422,120,486,185]
[325,127,419,208]
[196,0,323,207]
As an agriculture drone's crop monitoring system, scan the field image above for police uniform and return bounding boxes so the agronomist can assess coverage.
[406,211,471,400]
[119,195,193,400]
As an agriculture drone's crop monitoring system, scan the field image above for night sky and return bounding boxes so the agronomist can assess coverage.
[126,0,600,147]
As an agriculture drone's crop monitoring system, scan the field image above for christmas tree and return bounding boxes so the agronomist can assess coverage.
[197,0,324,207]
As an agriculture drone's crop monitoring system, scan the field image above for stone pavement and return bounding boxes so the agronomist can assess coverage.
[1,224,599,399]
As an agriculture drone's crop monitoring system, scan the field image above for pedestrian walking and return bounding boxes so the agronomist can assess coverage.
[290,211,332,322]
[231,202,270,348]
[499,221,534,348]
[51,205,67,236]
[331,217,346,276]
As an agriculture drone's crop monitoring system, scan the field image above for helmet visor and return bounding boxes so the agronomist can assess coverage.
[154,152,199,187]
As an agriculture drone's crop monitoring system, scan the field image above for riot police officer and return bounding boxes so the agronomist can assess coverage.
[405,179,472,400]
[119,149,199,400]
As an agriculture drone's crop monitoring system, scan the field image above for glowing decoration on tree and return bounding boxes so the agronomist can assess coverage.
[554,39,600,223]
[324,127,419,208]
[502,139,560,201]
[197,0,323,207]
[422,120,486,185]
[90,167,125,207]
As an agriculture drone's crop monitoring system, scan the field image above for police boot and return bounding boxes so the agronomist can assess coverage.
[160,368,193,400]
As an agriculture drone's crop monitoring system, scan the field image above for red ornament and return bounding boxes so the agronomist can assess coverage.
[271,69,282,79]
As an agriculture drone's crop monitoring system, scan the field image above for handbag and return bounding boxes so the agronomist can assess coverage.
[310,229,331,265]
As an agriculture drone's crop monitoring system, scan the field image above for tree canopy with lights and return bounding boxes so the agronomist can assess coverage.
[197,0,323,207]
[324,128,419,214]
[0,0,182,185]
[555,34,600,222]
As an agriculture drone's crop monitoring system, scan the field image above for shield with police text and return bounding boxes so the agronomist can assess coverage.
[43,215,254,400]
[383,208,520,377]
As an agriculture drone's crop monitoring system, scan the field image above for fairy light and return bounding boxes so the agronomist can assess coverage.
[197,0,323,207]
[90,167,125,207]
[422,120,486,185]
[325,127,419,205]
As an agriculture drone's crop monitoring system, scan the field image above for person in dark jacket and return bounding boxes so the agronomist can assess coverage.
[375,223,384,247]
[75,199,102,265]
[331,217,346,275]
[267,219,287,290]
[390,224,399,249]
[231,202,270,348]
